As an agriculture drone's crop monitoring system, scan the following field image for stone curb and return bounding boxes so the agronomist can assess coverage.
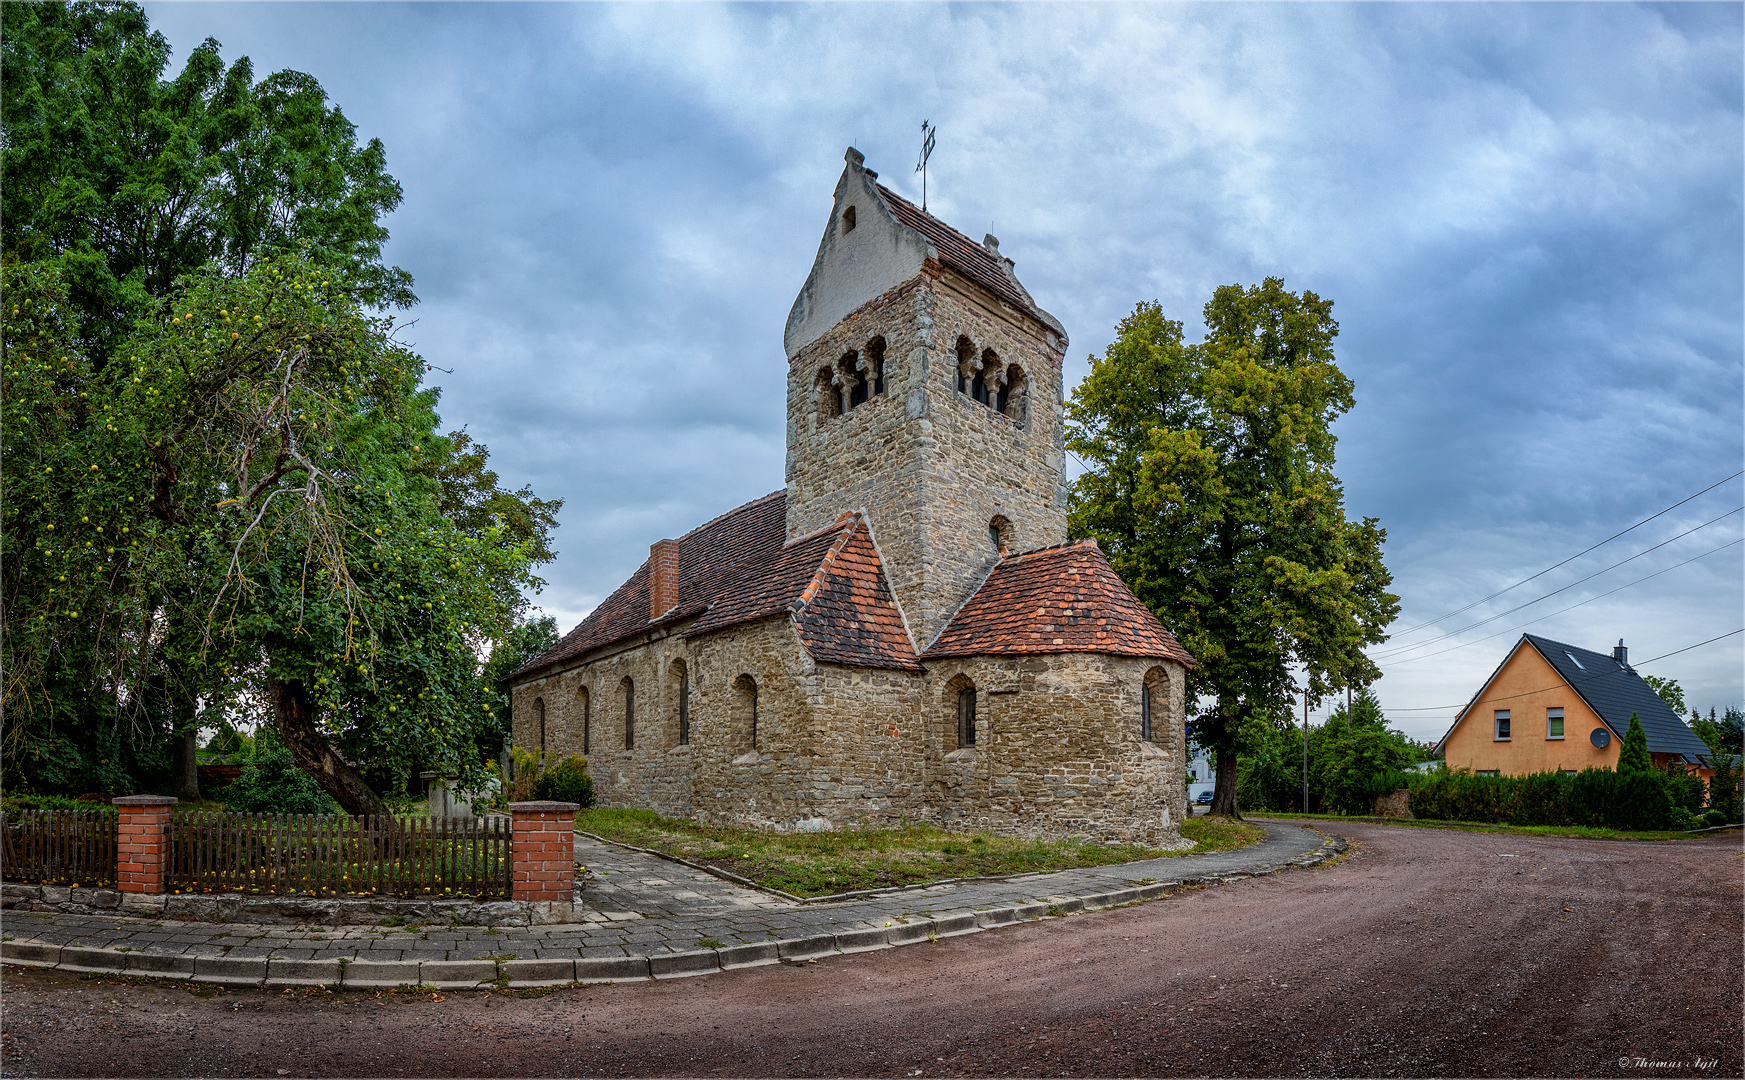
[4,830,1349,989]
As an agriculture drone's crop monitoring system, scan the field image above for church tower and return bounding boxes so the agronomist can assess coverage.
[783,147,1071,647]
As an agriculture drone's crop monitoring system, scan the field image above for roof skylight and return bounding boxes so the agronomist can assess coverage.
[1565,651,1585,669]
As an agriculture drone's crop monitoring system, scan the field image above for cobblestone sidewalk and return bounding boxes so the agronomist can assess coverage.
[1,820,1342,988]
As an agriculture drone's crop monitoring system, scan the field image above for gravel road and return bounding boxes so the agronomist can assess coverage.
[3,821,1738,1078]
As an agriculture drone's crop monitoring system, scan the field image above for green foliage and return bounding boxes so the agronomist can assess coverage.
[532,755,595,808]
[222,748,339,815]
[1066,284,1398,814]
[1617,714,1652,774]
[1706,754,1742,824]
[1406,767,1672,830]
[476,614,560,760]
[1657,762,1708,814]
[1691,706,1743,757]
[1641,676,1685,716]
[1,0,414,365]
[1235,689,1427,813]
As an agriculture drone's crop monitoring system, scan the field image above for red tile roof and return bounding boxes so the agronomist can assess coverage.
[922,540,1195,665]
[875,184,1055,332]
[508,494,920,681]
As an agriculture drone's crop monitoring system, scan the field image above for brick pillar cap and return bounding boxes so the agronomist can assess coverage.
[508,801,579,813]
[113,795,179,806]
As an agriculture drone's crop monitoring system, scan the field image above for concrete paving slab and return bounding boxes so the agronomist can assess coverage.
[650,949,720,978]
[58,946,130,974]
[340,960,422,989]
[124,952,194,978]
[776,933,835,961]
[717,941,780,969]
[503,958,575,987]
[193,955,267,988]
[0,940,61,967]
[575,955,650,982]
[265,958,342,988]
[419,960,495,990]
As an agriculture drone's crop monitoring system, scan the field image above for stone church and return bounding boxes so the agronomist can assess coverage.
[508,148,1195,842]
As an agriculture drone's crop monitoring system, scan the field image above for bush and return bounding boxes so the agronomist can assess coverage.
[1567,768,1672,831]
[223,749,340,815]
[1703,808,1729,828]
[533,755,595,808]
[1670,807,1697,831]
[1406,767,1674,830]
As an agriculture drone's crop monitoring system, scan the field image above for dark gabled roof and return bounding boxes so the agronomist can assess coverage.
[1444,634,1712,765]
[1521,634,1712,764]
[507,495,919,681]
[922,540,1195,665]
[875,183,1058,333]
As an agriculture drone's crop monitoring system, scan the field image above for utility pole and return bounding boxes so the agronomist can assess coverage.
[1302,689,1310,814]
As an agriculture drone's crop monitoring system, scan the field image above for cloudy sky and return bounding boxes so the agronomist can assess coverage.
[146,2,1744,740]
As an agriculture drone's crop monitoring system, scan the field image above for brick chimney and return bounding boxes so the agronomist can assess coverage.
[649,539,682,620]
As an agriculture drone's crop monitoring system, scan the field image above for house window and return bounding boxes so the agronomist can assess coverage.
[1547,708,1564,740]
[1141,682,1153,742]
[623,677,635,750]
[1477,770,1500,777]
[1563,770,1578,777]
[988,515,1010,554]
[1494,710,1511,741]
[957,685,977,748]
[535,697,546,754]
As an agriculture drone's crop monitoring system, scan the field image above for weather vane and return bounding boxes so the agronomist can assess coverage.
[915,120,936,212]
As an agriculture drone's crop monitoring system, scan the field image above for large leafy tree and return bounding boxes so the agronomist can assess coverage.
[1067,281,1399,817]
[2,0,414,367]
[3,255,558,814]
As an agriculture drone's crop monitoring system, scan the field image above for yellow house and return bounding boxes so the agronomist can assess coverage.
[1440,634,1714,779]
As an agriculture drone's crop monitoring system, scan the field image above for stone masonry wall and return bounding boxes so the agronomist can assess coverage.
[785,266,1068,648]
[515,617,1188,842]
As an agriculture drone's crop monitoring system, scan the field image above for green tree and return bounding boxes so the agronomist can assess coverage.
[476,613,561,762]
[1642,676,1685,716]
[1617,714,1652,774]
[2,255,559,814]
[1067,284,1399,817]
[1691,706,1743,757]
[2,1,414,366]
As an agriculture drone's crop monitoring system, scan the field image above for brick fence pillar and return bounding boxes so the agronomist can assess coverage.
[112,795,177,894]
[509,801,577,904]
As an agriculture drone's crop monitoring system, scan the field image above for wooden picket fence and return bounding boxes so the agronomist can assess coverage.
[0,808,119,887]
[0,809,511,899]
[169,812,512,899]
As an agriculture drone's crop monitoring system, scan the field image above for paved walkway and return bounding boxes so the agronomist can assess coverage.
[0,820,1343,988]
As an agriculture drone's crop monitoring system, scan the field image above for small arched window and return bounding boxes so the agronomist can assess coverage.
[955,336,977,394]
[622,677,635,750]
[816,368,839,420]
[1140,683,1152,742]
[867,336,887,397]
[578,686,591,756]
[998,364,1026,426]
[957,684,977,748]
[733,674,759,750]
[535,697,547,754]
[975,349,998,406]
[842,205,856,233]
[672,659,690,746]
[988,515,1010,554]
[1143,666,1169,744]
[845,349,867,410]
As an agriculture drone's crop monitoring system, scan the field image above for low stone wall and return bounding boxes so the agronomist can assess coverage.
[0,882,577,926]
[1371,788,1414,819]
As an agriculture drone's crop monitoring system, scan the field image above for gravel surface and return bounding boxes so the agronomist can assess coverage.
[2,821,1738,1078]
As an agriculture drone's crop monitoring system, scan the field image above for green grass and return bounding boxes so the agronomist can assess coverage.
[575,808,1265,898]
[1251,811,1731,842]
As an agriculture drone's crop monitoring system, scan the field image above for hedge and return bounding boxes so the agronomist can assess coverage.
[1404,767,1676,830]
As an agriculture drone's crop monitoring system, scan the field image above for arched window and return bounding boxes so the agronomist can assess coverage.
[955,336,977,394]
[999,364,1026,426]
[535,697,547,754]
[733,674,759,750]
[672,659,690,746]
[867,336,887,397]
[842,205,856,233]
[622,677,635,750]
[578,686,591,756]
[988,515,1011,554]
[845,349,867,409]
[1143,667,1170,744]
[957,683,978,748]
[815,368,839,421]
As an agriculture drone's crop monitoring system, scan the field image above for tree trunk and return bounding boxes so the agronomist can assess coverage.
[1210,745,1242,819]
[266,672,390,818]
[170,728,202,802]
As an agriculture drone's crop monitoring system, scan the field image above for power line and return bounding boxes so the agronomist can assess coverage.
[1386,471,1743,639]
[1386,628,1745,713]
[1377,536,1742,668]
[1371,506,1742,660]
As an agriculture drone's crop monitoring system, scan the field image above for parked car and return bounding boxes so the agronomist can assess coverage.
[1195,790,1214,806]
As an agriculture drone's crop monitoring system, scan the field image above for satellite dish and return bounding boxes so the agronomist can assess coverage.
[1590,727,1611,749]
